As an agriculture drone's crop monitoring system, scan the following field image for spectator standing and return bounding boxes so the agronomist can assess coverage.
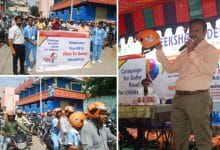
[8,16,25,75]
[23,16,38,73]
[91,21,106,64]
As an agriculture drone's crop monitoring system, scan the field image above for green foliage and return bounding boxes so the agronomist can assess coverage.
[84,77,116,97]
[30,5,39,17]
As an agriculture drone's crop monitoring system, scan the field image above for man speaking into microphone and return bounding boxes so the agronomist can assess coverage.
[156,18,218,150]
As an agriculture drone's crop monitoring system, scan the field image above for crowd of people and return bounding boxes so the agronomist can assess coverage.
[0,15,116,75]
[0,101,117,150]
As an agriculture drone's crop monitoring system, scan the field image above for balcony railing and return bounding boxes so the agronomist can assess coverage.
[87,0,116,5]
[51,0,80,11]
[17,88,86,106]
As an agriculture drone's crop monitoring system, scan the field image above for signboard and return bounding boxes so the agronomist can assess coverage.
[119,56,146,105]
[36,30,90,72]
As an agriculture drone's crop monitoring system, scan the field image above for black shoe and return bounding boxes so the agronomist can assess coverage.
[21,72,29,75]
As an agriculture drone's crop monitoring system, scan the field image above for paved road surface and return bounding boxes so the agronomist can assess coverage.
[0,135,46,150]
[0,44,117,75]
[31,136,47,150]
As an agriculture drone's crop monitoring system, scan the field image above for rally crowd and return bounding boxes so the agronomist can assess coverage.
[0,101,117,150]
[0,15,116,75]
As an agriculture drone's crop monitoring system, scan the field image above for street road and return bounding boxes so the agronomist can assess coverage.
[31,136,46,150]
[0,135,46,150]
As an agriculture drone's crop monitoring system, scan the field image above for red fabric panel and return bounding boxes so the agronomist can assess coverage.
[152,4,165,27]
[201,0,217,19]
[132,10,145,32]
[119,15,126,36]
[175,0,190,23]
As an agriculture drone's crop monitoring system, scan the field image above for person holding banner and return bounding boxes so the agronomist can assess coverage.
[67,20,77,31]
[52,17,62,30]
[91,21,106,64]
[156,18,218,150]
[23,16,38,73]
[8,16,25,75]
[76,19,90,33]
[36,17,46,30]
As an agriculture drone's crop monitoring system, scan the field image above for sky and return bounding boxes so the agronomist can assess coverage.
[0,77,29,89]
[27,0,38,6]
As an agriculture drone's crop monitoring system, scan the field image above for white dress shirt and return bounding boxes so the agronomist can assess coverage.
[8,24,25,44]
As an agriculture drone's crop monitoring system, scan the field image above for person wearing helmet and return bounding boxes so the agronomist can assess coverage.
[31,111,39,122]
[59,106,75,146]
[15,109,31,128]
[22,111,27,118]
[62,110,65,116]
[1,111,29,150]
[81,101,116,150]
[41,110,53,142]
[51,108,62,150]
[41,111,47,131]
[30,111,40,133]
[67,111,86,150]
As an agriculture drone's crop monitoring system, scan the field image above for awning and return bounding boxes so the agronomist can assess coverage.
[119,0,173,15]
[119,0,220,37]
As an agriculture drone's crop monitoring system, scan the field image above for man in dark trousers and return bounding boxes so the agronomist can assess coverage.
[8,16,25,75]
[156,18,218,150]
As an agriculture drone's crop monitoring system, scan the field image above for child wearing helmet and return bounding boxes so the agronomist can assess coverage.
[51,108,62,150]
[59,106,75,146]
[67,111,86,150]
[81,101,116,150]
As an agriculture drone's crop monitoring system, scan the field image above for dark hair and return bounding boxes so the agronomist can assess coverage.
[15,16,22,21]
[141,78,151,86]
[27,16,33,21]
[80,19,85,23]
[189,18,207,31]
[98,21,103,26]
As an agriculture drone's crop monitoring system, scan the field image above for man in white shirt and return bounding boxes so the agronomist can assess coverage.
[8,16,25,75]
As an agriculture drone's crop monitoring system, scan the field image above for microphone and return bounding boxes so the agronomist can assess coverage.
[179,39,194,51]
[179,44,187,51]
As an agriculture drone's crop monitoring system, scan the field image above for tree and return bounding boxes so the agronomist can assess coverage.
[30,5,39,17]
[83,77,116,97]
